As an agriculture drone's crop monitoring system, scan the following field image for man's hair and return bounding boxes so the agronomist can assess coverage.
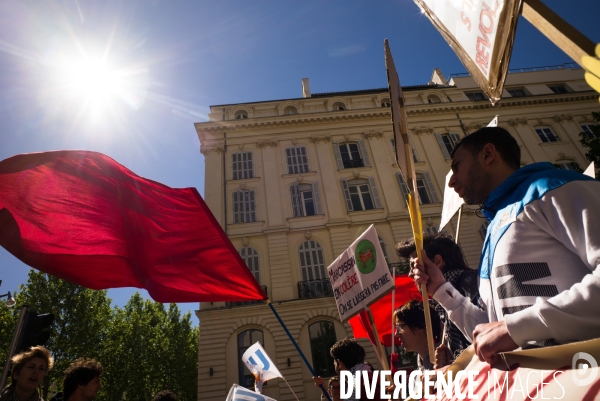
[394,300,442,343]
[328,377,340,388]
[63,358,103,400]
[451,127,521,170]
[152,390,177,401]
[396,232,469,271]
[329,338,365,370]
[11,346,54,380]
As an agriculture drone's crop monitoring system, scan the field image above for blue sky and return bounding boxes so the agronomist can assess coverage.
[0,0,597,324]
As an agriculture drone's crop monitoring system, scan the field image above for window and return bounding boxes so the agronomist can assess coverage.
[309,321,337,377]
[341,177,382,212]
[286,146,309,174]
[232,152,253,180]
[435,132,461,160]
[291,182,323,217]
[556,162,577,171]
[233,190,256,224]
[284,106,298,115]
[581,124,600,139]
[547,84,568,94]
[535,127,559,143]
[334,141,371,169]
[465,91,487,101]
[299,241,326,281]
[424,227,438,235]
[507,88,527,97]
[332,102,346,111]
[239,247,260,282]
[379,236,390,264]
[381,99,391,107]
[238,329,264,387]
[397,172,440,205]
[234,110,249,119]
[390,137,418,162]
[427,95,442,104]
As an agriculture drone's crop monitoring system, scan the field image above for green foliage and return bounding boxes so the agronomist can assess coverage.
[579,111,600,178]
[0,272,198,401]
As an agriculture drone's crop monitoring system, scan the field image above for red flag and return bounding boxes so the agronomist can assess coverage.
[0,151,267,303]
[349,276,422,346]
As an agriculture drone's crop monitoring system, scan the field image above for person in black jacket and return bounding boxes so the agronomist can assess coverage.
[396,233,479,367]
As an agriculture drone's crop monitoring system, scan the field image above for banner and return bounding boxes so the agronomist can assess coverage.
[439,170,464,232]
[584,161,596,178]
[327,225,395,322]
[241,342,282,393]
[225,384,277,401]
[413,0,522,105]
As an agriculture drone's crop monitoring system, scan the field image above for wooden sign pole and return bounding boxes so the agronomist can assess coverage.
[521,0,595,62]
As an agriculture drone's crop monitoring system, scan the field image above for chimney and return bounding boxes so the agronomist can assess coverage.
[302,78,311,98]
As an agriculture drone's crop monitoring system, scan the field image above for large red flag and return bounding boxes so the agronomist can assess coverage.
[0,151,267,303]
[349,276,422,346]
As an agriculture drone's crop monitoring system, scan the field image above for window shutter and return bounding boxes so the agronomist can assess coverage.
[290,183,302,217]
[247,152,254,179]
[396,172,409,204]
[422,171,440,203]
[248,190,256,222]
[300,146,309,172]
[312,182,323,215]
[233,191,240,223]
[435,133,451,160]
[340,178,354,212]
[333,143,344,170]
[358,140,371,166]
[409,137,419,162]
[449,132,461,147]
[368,176,382,208]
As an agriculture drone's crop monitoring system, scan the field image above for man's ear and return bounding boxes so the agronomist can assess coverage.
[481,143,497,166]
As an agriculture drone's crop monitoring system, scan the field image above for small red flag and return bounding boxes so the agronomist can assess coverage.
[0,151,267,303]
[349,276,422,346]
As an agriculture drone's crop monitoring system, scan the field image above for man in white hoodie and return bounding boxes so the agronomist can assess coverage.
[412,126,600,364]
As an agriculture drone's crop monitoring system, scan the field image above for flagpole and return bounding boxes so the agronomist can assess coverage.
[266,300,332,401]
[281,376,301,401]
[366,306,390,370]
[455,205,463,243]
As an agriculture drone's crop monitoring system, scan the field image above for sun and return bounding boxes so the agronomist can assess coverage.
[66,59,119,101]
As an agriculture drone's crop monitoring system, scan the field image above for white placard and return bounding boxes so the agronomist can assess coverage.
[327,225,395,322]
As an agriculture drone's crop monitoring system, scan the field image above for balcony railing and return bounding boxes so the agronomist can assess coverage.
[297,279,333,300]
[227,285,268,308]
[388,262,410,276]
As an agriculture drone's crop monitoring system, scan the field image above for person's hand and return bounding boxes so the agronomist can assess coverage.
[312,376,325,387]
[411,250,446,296]
[472,321,518,364]
[434,343,453,370]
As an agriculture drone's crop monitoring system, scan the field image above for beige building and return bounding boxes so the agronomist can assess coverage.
[194,64,599,401]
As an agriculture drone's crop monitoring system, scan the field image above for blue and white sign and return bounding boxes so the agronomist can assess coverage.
[241,342,282,393]
[225,384,278,401]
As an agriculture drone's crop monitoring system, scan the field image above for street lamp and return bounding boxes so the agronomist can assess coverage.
[1,291,16,307]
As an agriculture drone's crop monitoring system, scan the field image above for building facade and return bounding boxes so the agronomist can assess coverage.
[194,64,599,401]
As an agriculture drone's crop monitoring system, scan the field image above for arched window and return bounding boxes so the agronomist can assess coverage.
[427,94,442,104]
[379,236,389,264]
[299,241,326,281]
[284,106,298,115]
[380,99,391,107]
[235,110,249,119]
[309,321,337,377]
[239,247,260,282]
[233,189,256,223]
[332,101,346,111]
[238,329,264,387]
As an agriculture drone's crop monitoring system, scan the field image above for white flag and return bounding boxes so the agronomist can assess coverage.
[584,161,596,178]
[439,170,464,232]
[242,342,282,393]
[225,384,278,401]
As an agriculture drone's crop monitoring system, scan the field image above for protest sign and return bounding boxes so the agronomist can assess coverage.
[225,384,277,401]
[413,0,521,105]
[327,225,395,322]
[242,342,282,393]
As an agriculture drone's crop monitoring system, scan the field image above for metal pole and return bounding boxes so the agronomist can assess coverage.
[266,300,332,401]
[0,306,28,390]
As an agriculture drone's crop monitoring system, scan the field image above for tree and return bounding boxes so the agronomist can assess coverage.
[579,111,600,178]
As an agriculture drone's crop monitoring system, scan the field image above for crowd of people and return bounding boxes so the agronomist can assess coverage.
[0,346,178,401]
[311,126,600,399]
